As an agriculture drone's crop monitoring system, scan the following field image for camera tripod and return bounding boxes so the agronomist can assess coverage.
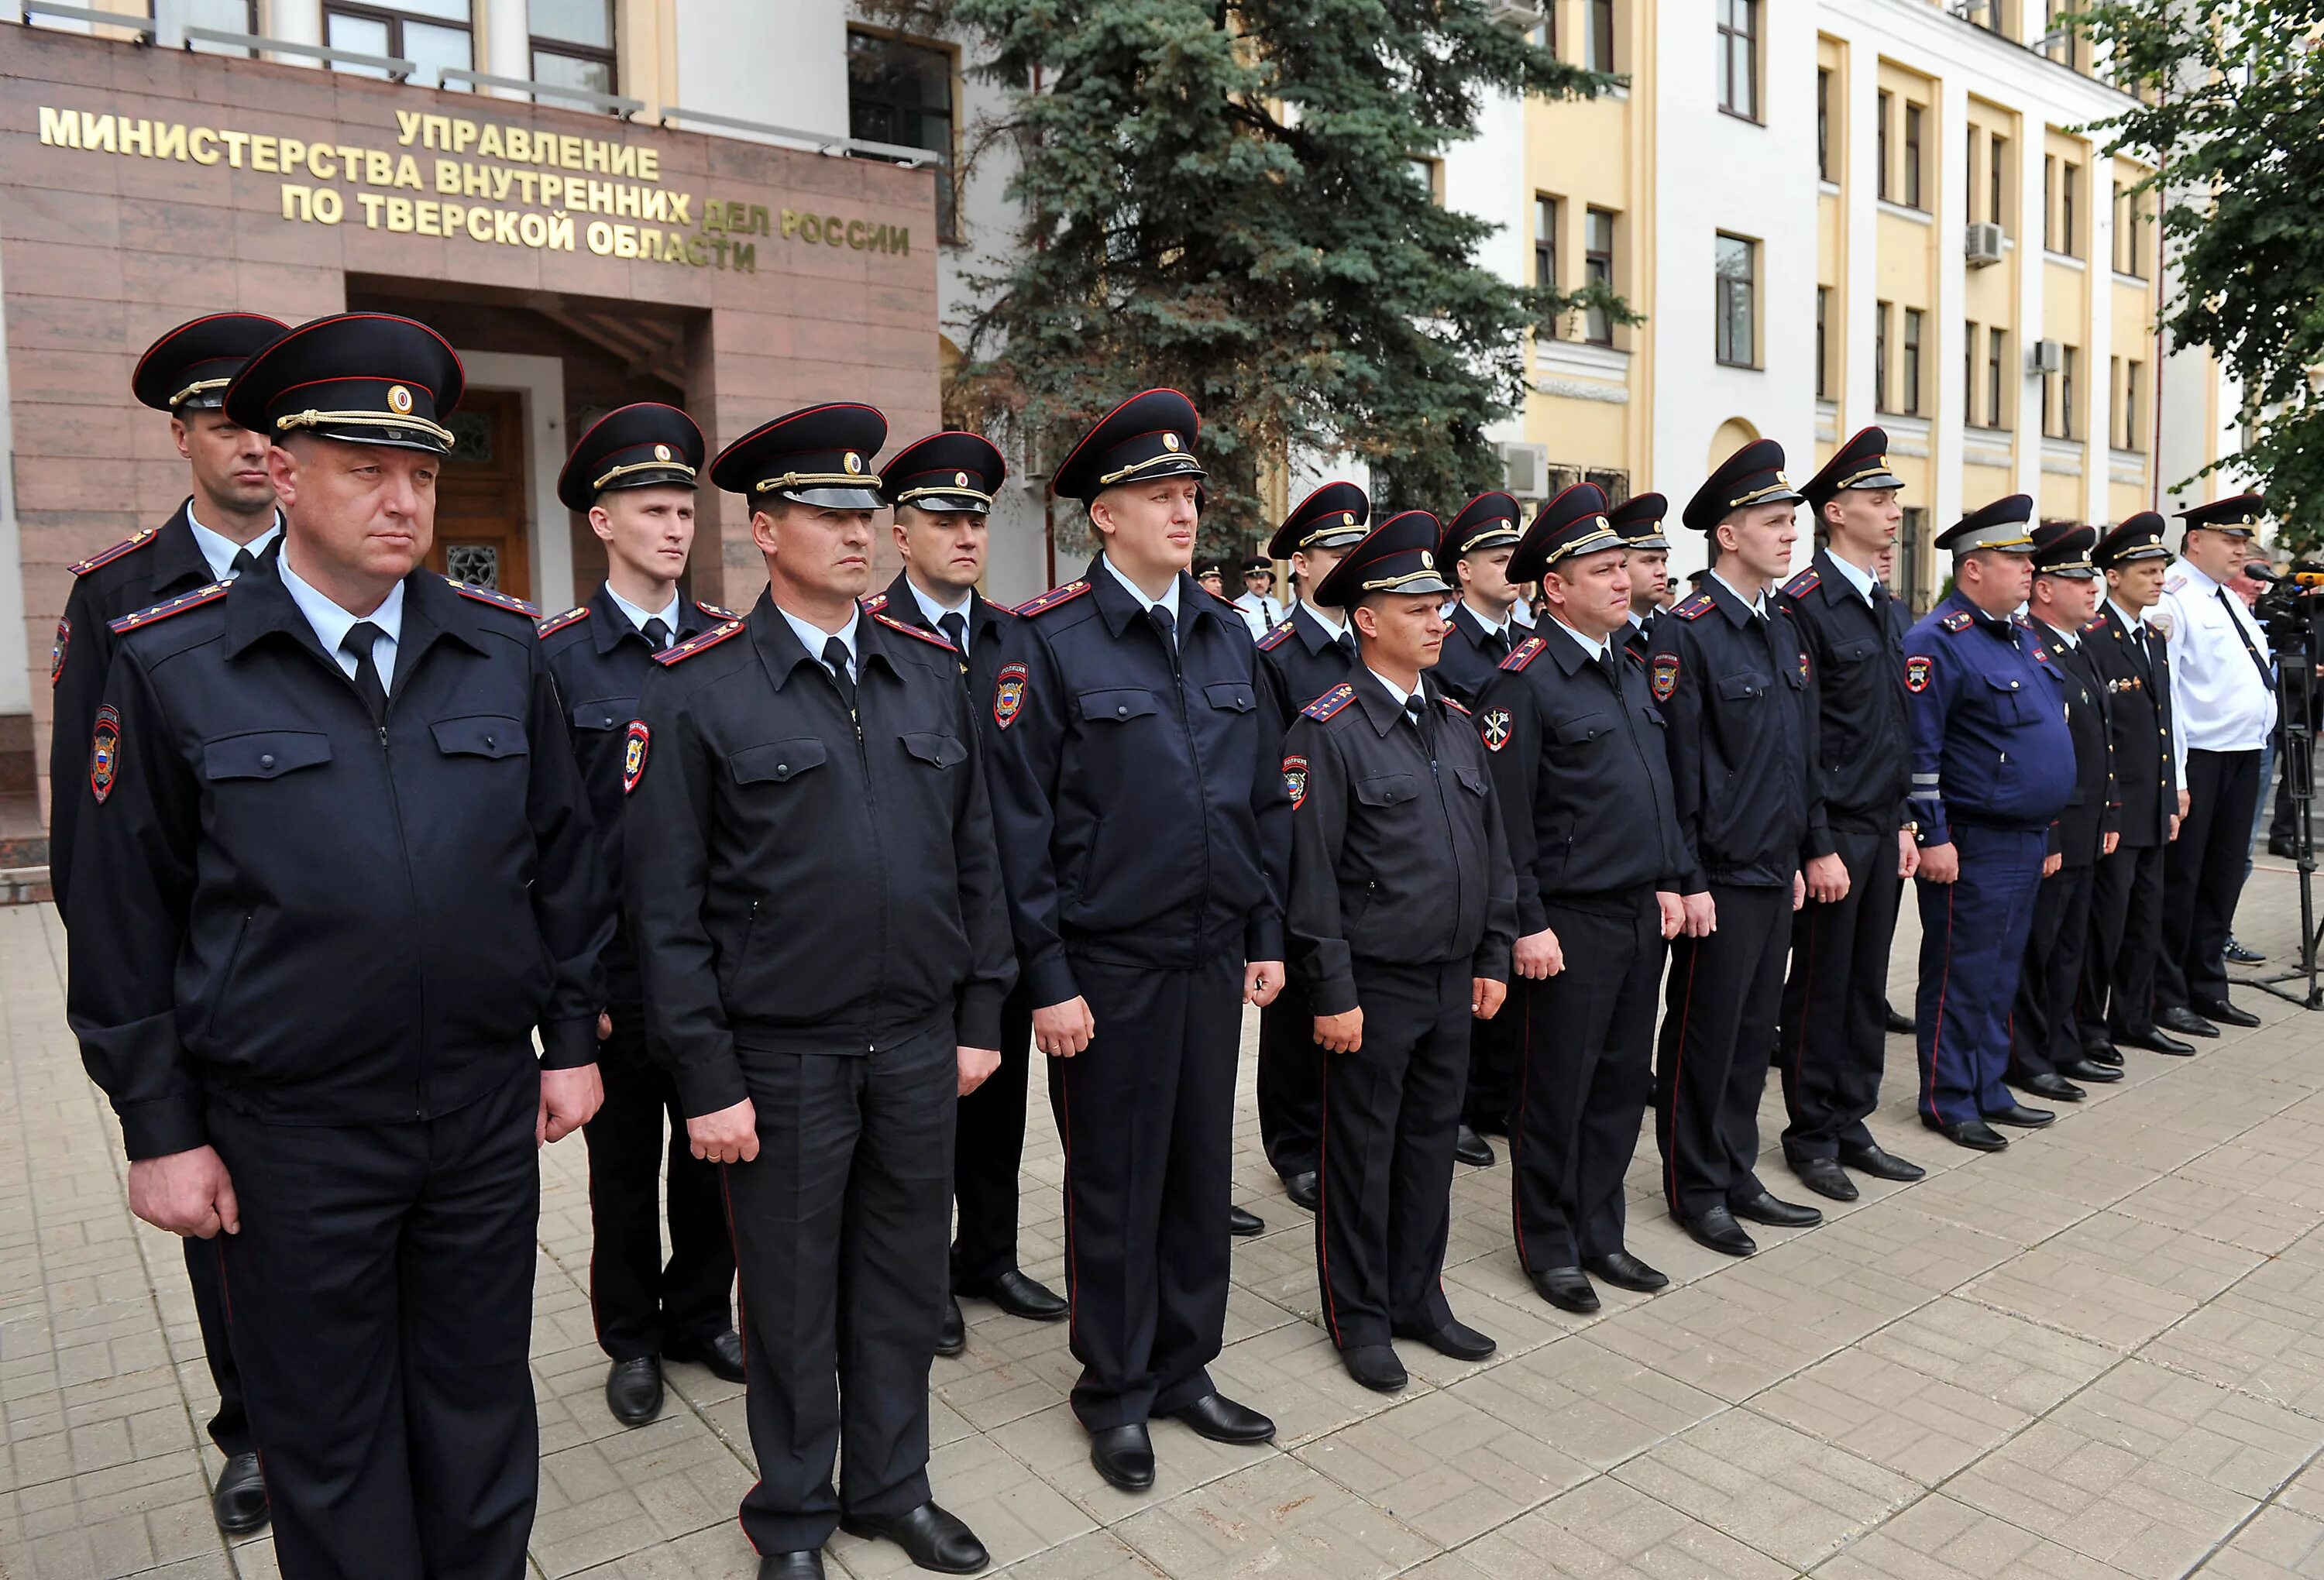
[2236,637,2321,1009]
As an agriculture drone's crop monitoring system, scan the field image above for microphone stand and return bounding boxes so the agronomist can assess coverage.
[2236,620,2322,1009]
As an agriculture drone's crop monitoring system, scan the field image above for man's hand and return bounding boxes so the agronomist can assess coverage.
[2179,788,2192,819]
[127,1146,239,1238]
[2041,851,2064,878]
[538,1063,603,1146]
[2169,813,2183,842]
[597,1010,612,1042]
[1034,997,1096,1058]
[1918,841,1961,883]
[1313,1008,1363,1053]
[687,1097,759,1164]
[1473,978,1508,1020]
[1897,830,1920,880]
[2102,831,2120,857]
[1245,960,1285,1008]
[1804,853,1851,905]
[957,1046,1002,1096]
[1679,891,1717,936]
[1513,928,1564,979]
[1656,891,1685,939]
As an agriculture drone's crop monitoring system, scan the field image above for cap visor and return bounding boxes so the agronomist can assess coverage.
[311,424,452,456]
[1844,470,1906,493]
[902,493,993,515]
[779,486,886,510]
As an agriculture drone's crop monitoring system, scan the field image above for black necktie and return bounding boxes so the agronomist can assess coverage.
[1494,625,1513,658]
[940,610,969,662]
[342,620,388,723]
[1597,647,1621,690]
[2133,623,2150,665]
[641,617,671,652]
[2216,588,2277,691]
[1150,604,1177,654]
[1402,691,1433,754]
[229,547,258,578]
[823,636,857,714]
[1336,630,1356,665]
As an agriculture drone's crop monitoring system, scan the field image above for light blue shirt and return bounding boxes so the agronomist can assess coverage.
[1823,550,1879,606]
[780,603,859,682]
[906,577,975,654]
[605,582,682,636]
[279,546,405,694]
[1546,613,1614,665]
[1367,666,1413,710]
[1102,556,1182,623]
[185,504,281,583]
[1711,568,1770,618]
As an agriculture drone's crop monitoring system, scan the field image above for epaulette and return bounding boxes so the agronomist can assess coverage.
[860,592,889,613]
[1205,586,1243,611]
[1941,610,1974,632]
[1013,580,1091,618]
[695,599,736,621]
[1440,695,1471,716]
[1674,592,1715,621]
[536,606,590,638]
[1501,636,1547,672]
[1257,620,1296,653]
[2083,610,2110,634]
[1781,568,1820,599]
[448,579,541,619]
[108,580,230,635]
[653,619,745,666]
[70,527,163,578]
[1301,682,1356,723]
[874,610,957,651]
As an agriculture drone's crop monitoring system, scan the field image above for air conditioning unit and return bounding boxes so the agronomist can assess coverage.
[1483,0,1546,32]
[1500,441,1551,499]
[1965,221,2005,268]
[2030,338,2064,375]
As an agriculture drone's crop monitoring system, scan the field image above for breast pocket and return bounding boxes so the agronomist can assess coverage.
[1203,681,1257,714]
[1984,672,2031,726]
[201,730,334,781]
[1452,763,1489,797]
[1353,773,1418,808]
[570,696,638,735]
[1550,711,1616,749]
[729,738,827,786]
[1077,688,1159,725]
[899,731,968,771]
[430,714,528,760]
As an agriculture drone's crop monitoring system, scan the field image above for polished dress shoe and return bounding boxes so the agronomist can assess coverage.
[2157,1005,2221,1038]
[1728,1190,1823,1228]
[1582,1249,1668,1292]
[212,1449,269,1534]
[1454,1125,1496,1168]
[1529,1266,1600,1314]
[1088,1424,1155,1491]
[1983,1102,2055,1129]
[758,1552,824,1580]
[1927,1115,2009,1150]
[665,1328,748,1383]
[1284,1170,1319,1212]
[2083,1043,2125,1066]
[960,1269,1067,1322]
[840,1501,988,1575]
[605,1356,665,1427]
[1677,1204,1756,1257]
[1394,1317,1497,1360]
[2058,1056,2123,1084]
[1164,1392,1275,1444]
[1882,1002,1915,1036]
[2009,1071,2085,1103]
[936,1297,966,1357]
[1229,1204,1266,1238]
[2269,836,2299,860]
[2123,1026,2197,1055]
[1789,1156,1858,1202]
[1838,1142,1924,1181]
[2195,996,2260,1028]
[2225,937,2267,966]
[1340,1344,1408,1393]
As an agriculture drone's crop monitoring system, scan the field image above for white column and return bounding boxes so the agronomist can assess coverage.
[2014,122,2046,502]
[266,0,322,50]
[1931,72,1968,539]
[485,0,531,94]
[1842,36,1879,438]
[2084,152,2114,522]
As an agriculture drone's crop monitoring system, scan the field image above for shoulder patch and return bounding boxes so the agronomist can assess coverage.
[695,599,736,621]
[1941,610,1974,632]
[1905,654,1934,692]
[2010,610,2033,629]
[2082,610,2110,634]
[1674,592,1715,621]
[1439,695,1471,716]
[448,579,541,619]
[1256,620,1296,652]
[653,619,746,666]
[860,591,889,613]
[1781,568,1820,599]
[1014,580,1092,618]
[873,610,956,651]
[107,580,230,635]
[69,527,161,579]
[1501,636,1547,672]
[1205,586,1243,612]
[1301,682,1356,723]
[536,606,590,638]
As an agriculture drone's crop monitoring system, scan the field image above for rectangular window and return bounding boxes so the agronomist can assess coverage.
[2124,359,2144,449]
[1587,0,1614,72]
[1987,327,2006,428]
[2044,154,2056,250]
[1877,91,1893,201]
[1965,126,1978,222]
[2111,355,2123,445]
[1965,320,1979,424]
[1533,194,1558,290]
[1899,507,1928,611]
[1874,300,1891,411]
[1902,307,1923,415]
[185,0,260,53]
[2061,161,2078,256]
[1990,133,2007,233]
[324,3,473,85]
[2046,344,2078,439]
[1584,208,1615,344]
[1717,0,1757,121]
[1714,233,1756,367]
[1817,69,1831,182]
[848,30,959,239]
[531,0,614,94]
[1408,156,1443,201]
[1904,103,1924,210]
[1817,287,1831,400]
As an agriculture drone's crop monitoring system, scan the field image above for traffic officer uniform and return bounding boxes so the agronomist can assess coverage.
[1612,493,1670,663]
[1234,556,1285,640]
[626,404,1013,1568]
[1285,511,1515,1390]
[538,404,741,1423]
[1433,492,1530,709]
[1474,486,1683,1309]
[46,311,287,1535]
[1904,496,2078,1148]
[2006,524,2121,1098]
[981,390,1291,1479]
[865,431,1066,1343]
[1252,483,1369,1195]
[1649,440,1829,1252]
[2078,514,2183,1056]
[66,313,612,1579]
[1772,430,1920,1194]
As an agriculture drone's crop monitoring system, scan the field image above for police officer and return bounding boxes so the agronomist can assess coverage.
[982,390,1289,1494]
[538,404,743,1429]
[865,430,1068,1355]
[1286,509,1516,1391]
[1252,482,1370,1211]
[1475,486,1683,1312]
[66,312,611,1577]
[1649,439,1832,1256]
[2079,514,2190,1057]
[1235,554,1286,638]
[1905,496,2078,1149]
[2005,522,2121,1104]
[1773,428,1924,1202]
[1612,493,1671,662]
[2154,495,2277,1037]
[46,311,287,1537]
[1434,492,1531,709]
[627,404,1012,1578]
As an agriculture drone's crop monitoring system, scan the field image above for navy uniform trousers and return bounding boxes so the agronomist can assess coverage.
[1916,824,2047,1124]
[1778,825,1904,1160]
[184,1241,253,1462]
[1257,992,1320,1180]
[2010,863,2097,1082]
[951,981,1037,1290]
[1655,884,1792,1219]
[2157,747,2263,1011]
[2082,841,2168,1046]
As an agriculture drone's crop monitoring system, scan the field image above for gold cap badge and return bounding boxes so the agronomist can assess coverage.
[843,452,862,474]
[654,443,672,462]
[387,385,413,414]
[1163,432,1181,452]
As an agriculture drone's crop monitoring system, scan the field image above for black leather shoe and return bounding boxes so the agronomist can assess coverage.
[1454,1125,1496,1168]
[605,1357,665,1427]
[2009,1072,2085,1103]
[1983,1102,2055,1129]
[2123,1027,2197,1055]
[2269,836,2298,860]
[1882,1003,1915,1036]
[1927,1115,2009,1150]
[2195,996,2260,1029]
[1529,1266,1600,1313]
[1088,1424,1155,1491]
[1394,1317,1497,1360]
[2225,938,2267,966]
[1163,1392,1275,1444]
[1284,1170,1319,1212]
[665,1328,748,1383]
[1229,1204,1266,1238]
[757,1553,824,1580]
[2058,1056,2123,1084]
[1789,1156,1858,1201]
[1583,1249,1668,1291]
[840,1502,988,1575]
[1340,1344,1408,1393]
[1729,1190,1823,1228]
[1838,1142,1924,1181]
[212,1450,269,1534]
[936,1297,966,1357]
[2157,1005,2221,1038]
[961,1269,1067,1322]
[1678,1204,1756,1257]
[2084,1043,2125,1066]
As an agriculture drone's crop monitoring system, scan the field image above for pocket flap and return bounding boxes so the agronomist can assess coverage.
[1832,637,1880,662]
[429,715,527,759]
[1716,672,1768,700]
[1984,672,2029,695]
[1452,763,1489,795]
[1552,712,1613,744]
[731,739,827,784]
[900,731,969,768]
[1078,688,1158,723]
[1353,773,1418,807]
[202,730,333,781]
[570,696,638,733]
[1202,681,1257,713]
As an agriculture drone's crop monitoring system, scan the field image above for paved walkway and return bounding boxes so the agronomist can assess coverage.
[5,860,2324,1579]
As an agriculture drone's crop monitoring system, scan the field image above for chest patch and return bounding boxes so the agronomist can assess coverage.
[1283,754,1309,809]
[992,662,1029,730]
[1905,654,1934,693]
[1651,652,1680,702]
[1480,707,1512,752]
[621,720,650,794]
[89,704,121,803]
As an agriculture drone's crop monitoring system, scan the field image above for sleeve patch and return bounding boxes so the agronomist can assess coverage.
[1480,706,1512,751]
[1256,620,1295,652]
[1283,754,1309,809]
[107,581,231,635]
[653,619,746,665]
[1651,652,1680,702]
[1301,682,1356,723]
[992,662,1029,729]
[621,720,649,794]
[1013,580,1092,618]
[1905,654,1934,692]
[873,610,957,651]
[68,528,159,578]
[50,617,69,686]
[1500,636,1546,672]
[89,704,121,803]
[447,579,541,618]
[535,606,590,638]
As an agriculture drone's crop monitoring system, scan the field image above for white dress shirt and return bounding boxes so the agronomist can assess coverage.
[279,546,405,695]
[185,505,281,582]
[1711,568,1771,618]
[1546,614,1615,666]
[1232,587,1282,641]
[906,579,975,655]
[780,604,859,682]
[2157,561,2276,771]
[1366,666,1414,710]
[1823,550,1879,606]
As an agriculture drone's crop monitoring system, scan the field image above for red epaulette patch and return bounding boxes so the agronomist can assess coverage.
[2011,610,2033,629]
[1782,568,1820,599]
[696,599,736,621]
[1501,636,1546,672]
[1301,682,1356,722]
[2031,644,2051,664]
[1257,620,1295,652]
[1014,580,1091,618]
[653,619,745,666]
[2082,610,2110,635]
[1440,695,1471,716]
[107,580,229,635]
[1941,610,1974,632]
[1205,586,1243,611]
[875,610,956,651]
[69,527,160,578]
[860,592,889,613]
[536,606,590,638]
[448,579,541,619]
[1674,592,1715,621]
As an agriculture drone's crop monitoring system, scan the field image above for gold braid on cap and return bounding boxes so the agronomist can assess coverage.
[755,471,885,493]
[593,459,698,489]
[1358,567,1450,592]
[1727,479,1799,509]
[1097,452,1204,487]
[1456,524,1521,554]
[276,408,456,447]
[1542,524,1622,566]
[1833,462,1896,489]
[167,376,232,407]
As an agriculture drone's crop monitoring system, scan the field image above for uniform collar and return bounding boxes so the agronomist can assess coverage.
[1293,602,1349,651]
[904,572,974,630]
[1088,555,1215,638]
[1819,546,1879,605]
[750,592,897,691]
[589,580,709,654]
[223,551,484,670]
[1348,664,1437,737]
[1456,596,1517,641]
[2175,559,2224,596]
[2040,617,2081,650]
[1707,571,1769,624]
[152,501,223,593]
[604,580,682,635]
[184,501,284,583]
[277,541,407,659]
[1945,589,2017,634]
[1546,613,1614,668]
[2106,598,2150,635]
